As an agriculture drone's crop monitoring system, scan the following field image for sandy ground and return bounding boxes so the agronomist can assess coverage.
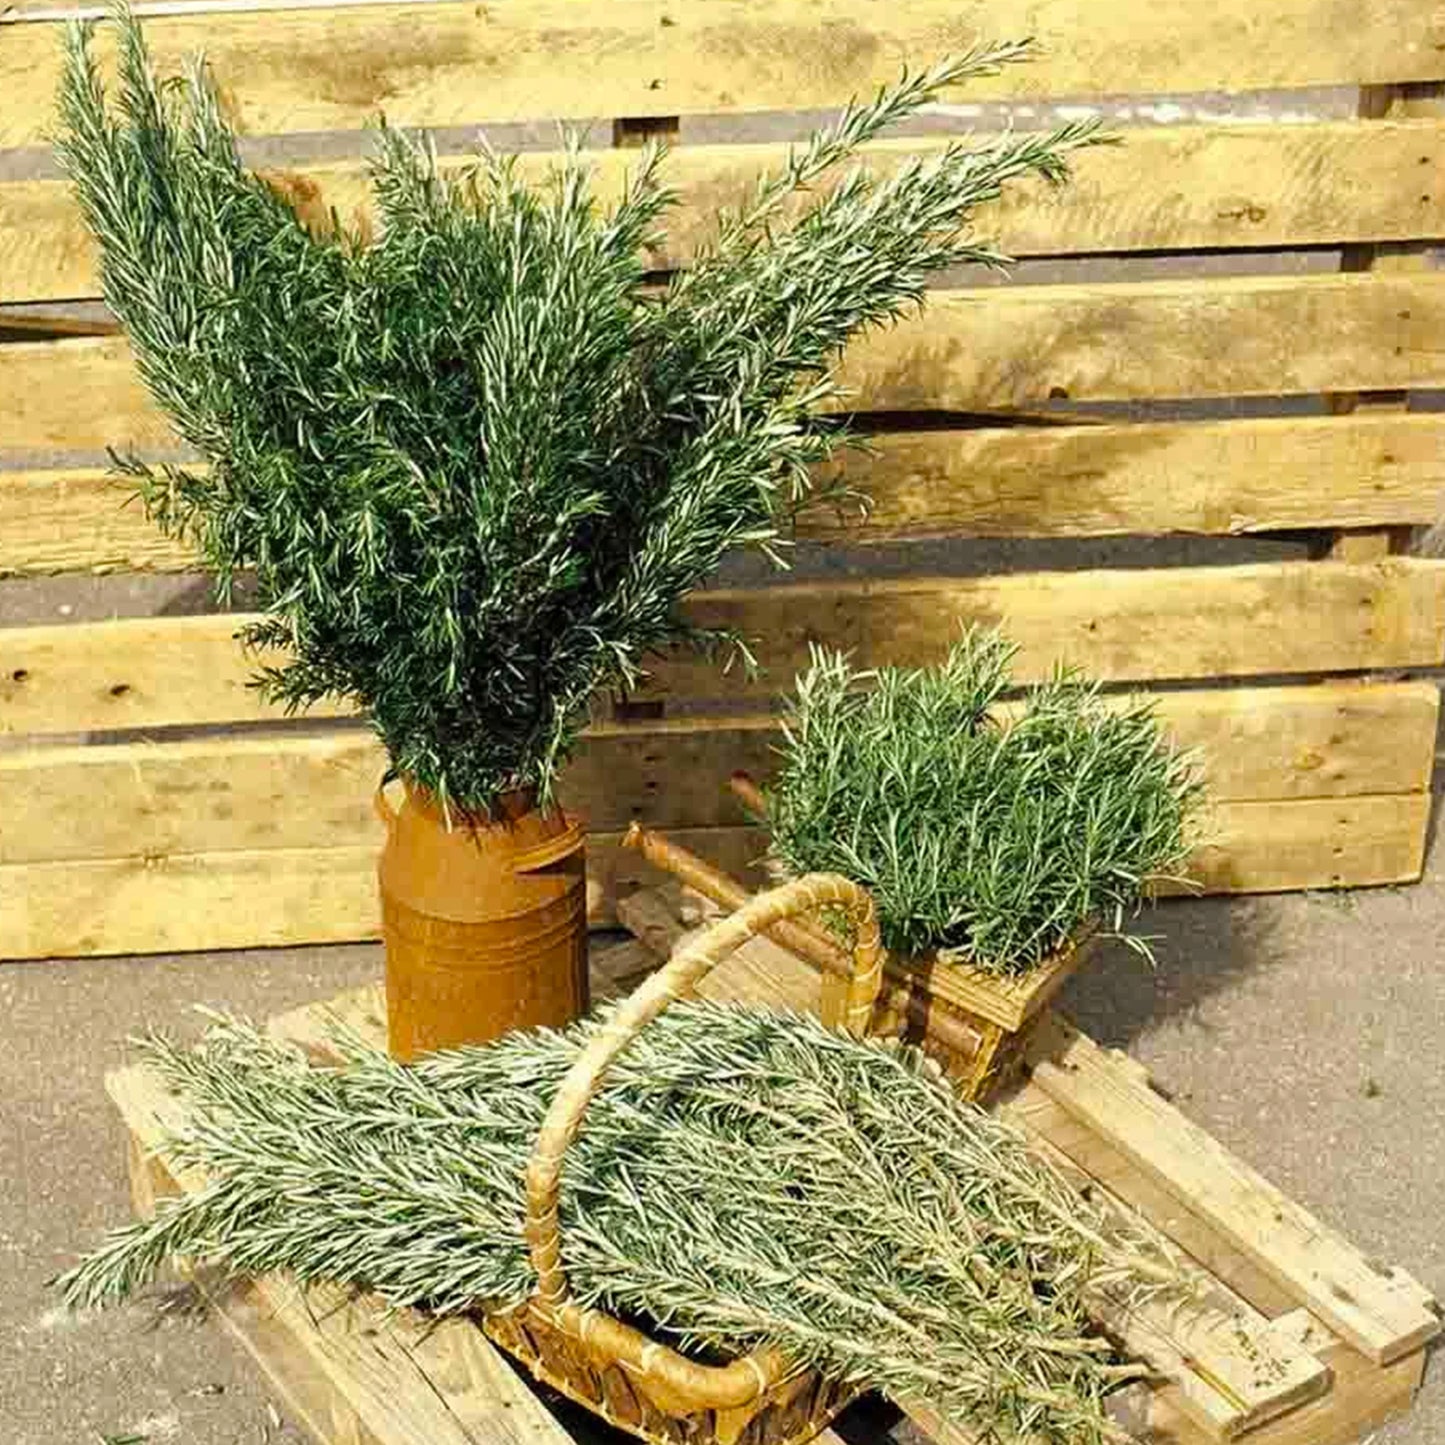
[3,812,1442,1445]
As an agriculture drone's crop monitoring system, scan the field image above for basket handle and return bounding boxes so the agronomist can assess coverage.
[524,873,882,1313]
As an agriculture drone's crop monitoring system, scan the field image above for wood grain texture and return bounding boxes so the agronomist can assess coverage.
[8,273,1445,453]
[0,825,769,958]
[0,792,1427,959]
[5,0,1444,150]
[7,118,1445,304]
[831,272,1445,411]
[10,411,1445,577]
[0,466,192,575]
[2,564,1440,732]
[1027,1015,1441,1365]
[649,559,1445,699]
[799,413,1445,542]
[0,682,1435,863]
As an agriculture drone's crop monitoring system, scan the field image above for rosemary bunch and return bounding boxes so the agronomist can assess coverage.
[764,633,1202,972]
[56,7,1101,813]
[61,1004,1183,1444]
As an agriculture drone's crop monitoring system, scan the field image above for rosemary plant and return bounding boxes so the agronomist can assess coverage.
[62,1004,1184,1444]
[56,8,1100,813]
[763,633,1202,972]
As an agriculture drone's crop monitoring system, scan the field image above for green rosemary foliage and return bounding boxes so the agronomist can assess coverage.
[60,1005,1184,1444]
[764,634,1202,972]
[56,8,1101,813]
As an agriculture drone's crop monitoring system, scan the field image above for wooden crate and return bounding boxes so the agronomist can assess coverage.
[107,928,1440,1445]
[4,1,1445,959]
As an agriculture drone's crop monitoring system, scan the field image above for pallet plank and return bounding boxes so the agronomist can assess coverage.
[831,273,1445,411]
[1024,1015,1442,1365]
[0,682,1436,861]
[10,411,1445,577]
[8,275,1445,454]
[4,564,1442,732]
[4,0,1442,151]
[652,559,1445,699]
[800,413,1445,543]
[0,792,1429,959]
[7,118,1445,305]
[0,826,770,959]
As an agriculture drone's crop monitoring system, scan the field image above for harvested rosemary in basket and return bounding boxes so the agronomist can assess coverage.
[62,1003,1185,1444]
[764,632,1203,974]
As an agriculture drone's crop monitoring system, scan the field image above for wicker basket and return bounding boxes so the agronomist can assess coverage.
[490,874,885,1445]
[623,773,1092,1102]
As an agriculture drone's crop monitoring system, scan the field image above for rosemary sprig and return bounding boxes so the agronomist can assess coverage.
[764,632,1203,972]
[55,6,1102,814]
[60,1004,1185,1445]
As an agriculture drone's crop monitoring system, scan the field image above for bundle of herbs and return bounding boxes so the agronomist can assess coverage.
[56,8,1101,814]
[763,633,1202,973]
[62,1003,1185,1444]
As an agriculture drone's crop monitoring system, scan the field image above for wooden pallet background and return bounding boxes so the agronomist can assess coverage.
[3,0,1445,958]
[107,915,1441,1445]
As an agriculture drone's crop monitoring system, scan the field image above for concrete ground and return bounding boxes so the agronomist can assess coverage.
[3,806,1443,1445]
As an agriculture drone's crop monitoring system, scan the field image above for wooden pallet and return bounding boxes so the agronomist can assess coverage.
[107,918,1439,1445]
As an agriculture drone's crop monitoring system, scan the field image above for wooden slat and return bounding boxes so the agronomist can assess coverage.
[8,118,1445,305]
[0,682,1436,862]
[4,0,1443,152]
[0,466,193,575]
[1025,1015,1442,1366]
[800,413,1445,543]
[2,564,1440,730]
[0,825,769,959]
[10,411,1445,577]
[652,559,1445,699]
[832,272,1445,411]
[0,791,1428,959]
[8,275,1444,453]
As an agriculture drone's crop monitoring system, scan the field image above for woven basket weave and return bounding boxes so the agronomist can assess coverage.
[484,874,885,1445]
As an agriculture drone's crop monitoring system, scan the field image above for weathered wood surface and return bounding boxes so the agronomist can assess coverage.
[801,413,1445,543]
[0,825,769,958]
[1,682,1435,862]
[8,274,1445,452]
[2,789,1430,959]
[4,564,1442,732]
[6,118,1445,304]
[5,0,1443,150]
[9,411,1445,577]
[650,559,1445,699]
[1025,1015,1442,1365]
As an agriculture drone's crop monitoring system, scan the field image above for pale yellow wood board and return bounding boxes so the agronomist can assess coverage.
[1026,1015,1441,1365]
[651,558,1445,700]
[0,681,1436,860]
[0,825,769,958]
[5,0,1444,151]
[8,274,1445,454]
[830,272,1445,412]
[4,564,1442,732]
[0,793,1428,959]
[10,411,1445,578]
[8,118,1445,304]
[800,412,1445,542]
[0,466,192,575]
